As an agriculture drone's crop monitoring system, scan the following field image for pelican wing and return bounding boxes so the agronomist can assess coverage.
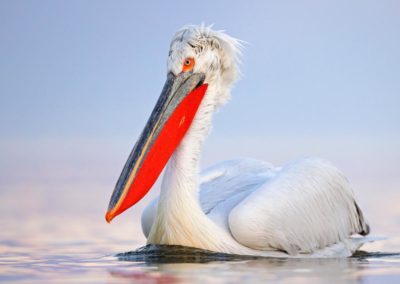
[227,157,370,255]
[199,158,277,214]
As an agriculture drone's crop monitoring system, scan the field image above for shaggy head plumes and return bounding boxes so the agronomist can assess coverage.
[167,25,243,107]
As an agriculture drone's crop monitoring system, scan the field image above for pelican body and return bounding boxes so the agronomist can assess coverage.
[106,26,370,257]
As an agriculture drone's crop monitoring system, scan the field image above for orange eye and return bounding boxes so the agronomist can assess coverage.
[182,57,195,72]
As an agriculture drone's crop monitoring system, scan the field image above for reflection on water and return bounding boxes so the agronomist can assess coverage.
[2,243,400,284]
[1,182,400,283]
[117,244,261,263]
[2,241,400,284]
[110,255,400,284]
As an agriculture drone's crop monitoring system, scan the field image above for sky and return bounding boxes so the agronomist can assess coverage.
[0,1,399,195]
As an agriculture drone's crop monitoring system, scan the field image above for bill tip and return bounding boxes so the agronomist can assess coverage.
[105,211,114,223]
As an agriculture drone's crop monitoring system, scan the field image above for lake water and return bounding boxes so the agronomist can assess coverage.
[1,178,400,283]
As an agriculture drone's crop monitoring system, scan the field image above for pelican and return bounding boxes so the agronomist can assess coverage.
[106,25,372,258]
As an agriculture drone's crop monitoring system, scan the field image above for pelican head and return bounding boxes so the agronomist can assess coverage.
[167,26,242,107]
[106,25,242,222]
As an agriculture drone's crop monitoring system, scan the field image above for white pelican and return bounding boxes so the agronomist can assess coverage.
[106,25,371,258]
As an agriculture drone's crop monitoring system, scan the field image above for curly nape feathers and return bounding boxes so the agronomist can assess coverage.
[169,25,243,108]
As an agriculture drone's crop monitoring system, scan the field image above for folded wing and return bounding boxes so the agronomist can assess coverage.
[228,157,370,255]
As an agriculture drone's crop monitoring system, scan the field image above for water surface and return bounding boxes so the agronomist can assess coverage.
[1,181,400,283]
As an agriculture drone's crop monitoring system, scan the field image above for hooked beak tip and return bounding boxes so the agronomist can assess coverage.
[105,211,114,223]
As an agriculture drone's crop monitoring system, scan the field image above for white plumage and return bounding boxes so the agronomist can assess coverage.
[140,25,371,257]
[142,158,370,257]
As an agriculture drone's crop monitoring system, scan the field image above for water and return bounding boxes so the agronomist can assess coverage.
[1,181,400,283]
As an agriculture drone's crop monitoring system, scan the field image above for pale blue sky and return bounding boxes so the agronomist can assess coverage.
[1,1,399,189]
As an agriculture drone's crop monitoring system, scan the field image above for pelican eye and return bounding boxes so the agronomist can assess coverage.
[182,57,195,72]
